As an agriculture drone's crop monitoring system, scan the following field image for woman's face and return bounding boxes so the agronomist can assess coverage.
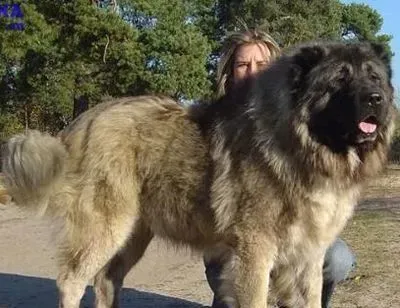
[232,43,271,85]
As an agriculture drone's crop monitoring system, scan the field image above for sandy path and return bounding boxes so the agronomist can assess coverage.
[0,204,213,308]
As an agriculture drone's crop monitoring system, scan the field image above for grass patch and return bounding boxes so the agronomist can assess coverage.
[332,210,400,308]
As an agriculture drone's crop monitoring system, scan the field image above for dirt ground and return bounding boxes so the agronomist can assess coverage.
[331,166,400,308]
[0,166,399,308]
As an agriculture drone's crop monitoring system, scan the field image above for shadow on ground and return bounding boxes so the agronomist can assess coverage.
[0,273,205,308]
[358,197,400,212]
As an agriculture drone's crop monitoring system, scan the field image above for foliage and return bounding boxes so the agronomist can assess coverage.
[0,0,396,140]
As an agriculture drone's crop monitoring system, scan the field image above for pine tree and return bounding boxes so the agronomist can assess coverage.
[0,0,394,137]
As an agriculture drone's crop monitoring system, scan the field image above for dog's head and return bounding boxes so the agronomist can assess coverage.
[287,41,395,155]
[247,40,396,179]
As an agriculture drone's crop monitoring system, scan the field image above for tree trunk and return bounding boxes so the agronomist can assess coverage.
[24,103,29,133]
[73,95,89,119]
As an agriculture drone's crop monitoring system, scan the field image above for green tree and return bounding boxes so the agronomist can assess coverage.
[0,0,212,136]
[209,0,393,55]
[212,0,342,47]
[118,0,213,100]
[0,0,144,135]
[0,0,394,138]
[341,3,393,58]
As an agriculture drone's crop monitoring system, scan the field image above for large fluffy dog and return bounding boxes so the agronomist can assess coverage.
[2,41,395,308]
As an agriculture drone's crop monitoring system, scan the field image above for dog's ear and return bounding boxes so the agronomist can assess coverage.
[370,41,390,63]
[289,44,326,91]
[369,41,393,79]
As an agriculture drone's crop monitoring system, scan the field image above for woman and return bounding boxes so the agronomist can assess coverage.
[204,27,357,308]
[214,28,281,99]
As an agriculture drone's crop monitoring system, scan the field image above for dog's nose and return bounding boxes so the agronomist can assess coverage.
[368,93,382,106]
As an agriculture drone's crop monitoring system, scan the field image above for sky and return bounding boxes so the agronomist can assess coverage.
[342,0,400,90]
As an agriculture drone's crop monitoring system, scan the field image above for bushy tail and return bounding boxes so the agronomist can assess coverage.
[1,130,68,215]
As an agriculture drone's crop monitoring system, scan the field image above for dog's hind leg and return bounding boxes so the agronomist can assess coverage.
[56,213,137,308]
[93,219,153,308]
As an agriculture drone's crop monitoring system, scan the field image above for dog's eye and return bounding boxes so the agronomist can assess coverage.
[370,73,381,82]
[336,66,350,83]
[334,74,348,85]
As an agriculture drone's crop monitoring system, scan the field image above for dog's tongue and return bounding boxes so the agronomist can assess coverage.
[359,121,377,134]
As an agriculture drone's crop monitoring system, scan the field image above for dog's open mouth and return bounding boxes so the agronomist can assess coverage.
[356,116,378,143]
[358,116,378,134]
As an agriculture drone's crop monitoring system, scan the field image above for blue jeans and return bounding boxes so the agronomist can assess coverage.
[204,238,356,308]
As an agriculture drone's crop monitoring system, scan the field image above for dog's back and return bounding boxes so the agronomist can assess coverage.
[4,95,215,245]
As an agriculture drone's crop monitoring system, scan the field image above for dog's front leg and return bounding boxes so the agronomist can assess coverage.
[300,256,325,308]
[232,235,277,308]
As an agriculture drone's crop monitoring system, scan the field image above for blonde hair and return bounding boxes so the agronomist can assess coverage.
[215,27,281,98]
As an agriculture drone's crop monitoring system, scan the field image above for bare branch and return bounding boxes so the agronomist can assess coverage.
[110,0,117,12]
[103,35,110,63]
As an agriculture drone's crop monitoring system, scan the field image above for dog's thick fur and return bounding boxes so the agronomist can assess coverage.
[2,41,396,308]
